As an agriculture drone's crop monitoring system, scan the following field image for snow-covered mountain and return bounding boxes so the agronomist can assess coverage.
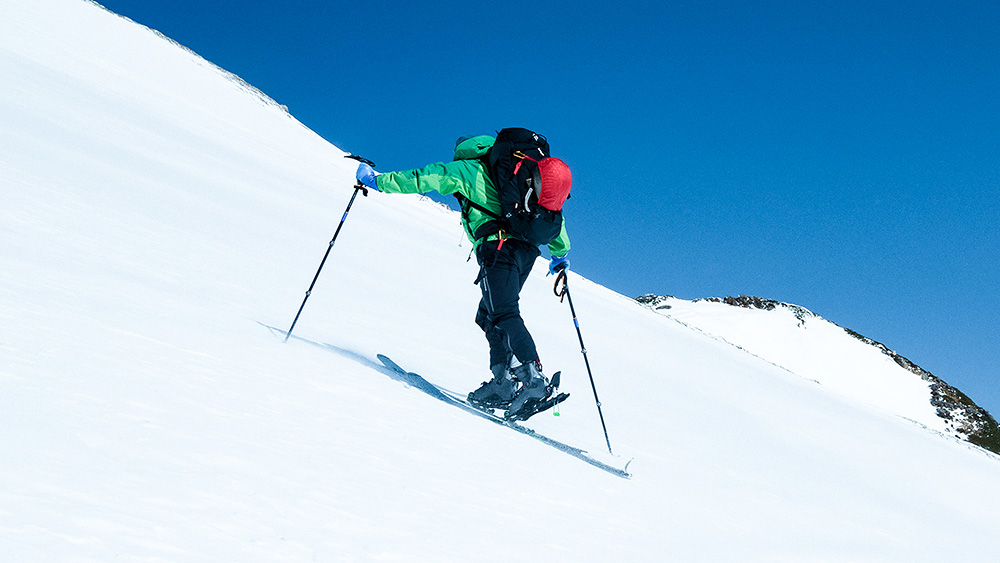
[3,1,1000,560]
[636,294,999,453]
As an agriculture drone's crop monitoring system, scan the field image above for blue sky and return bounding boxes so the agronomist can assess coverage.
[97,0,999,416]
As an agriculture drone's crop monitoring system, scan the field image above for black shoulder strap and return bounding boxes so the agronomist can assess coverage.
[455,157,502,222]
[455,193,500,220]
[454,193,504,242]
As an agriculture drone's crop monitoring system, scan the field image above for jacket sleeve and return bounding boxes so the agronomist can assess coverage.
[375,161,472,198]
[547,216,571,257]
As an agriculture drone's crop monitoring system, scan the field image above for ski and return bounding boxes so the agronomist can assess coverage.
[377,354,631,479]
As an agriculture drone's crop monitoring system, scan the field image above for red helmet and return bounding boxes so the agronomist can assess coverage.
[537,157,572,211]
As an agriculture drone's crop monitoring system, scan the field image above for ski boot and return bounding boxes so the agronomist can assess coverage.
[468,363,516,410]
[504,360,553,420]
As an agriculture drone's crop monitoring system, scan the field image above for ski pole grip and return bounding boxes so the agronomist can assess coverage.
[345,154,376,167]
[346,155,374,197]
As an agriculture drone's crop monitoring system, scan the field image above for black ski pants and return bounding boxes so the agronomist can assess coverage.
[474,239,541,369]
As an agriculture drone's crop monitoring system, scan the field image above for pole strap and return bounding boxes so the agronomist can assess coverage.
[553,268,568,302]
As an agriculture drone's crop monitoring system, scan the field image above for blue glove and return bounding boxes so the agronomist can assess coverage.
[355,163,379,191]
[548,254,570,275]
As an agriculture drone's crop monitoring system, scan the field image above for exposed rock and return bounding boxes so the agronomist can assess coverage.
[635,294,674,309]
[695,295,816,327]
[842,327,1000,454]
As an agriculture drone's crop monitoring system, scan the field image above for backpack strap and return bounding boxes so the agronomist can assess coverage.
[453,156,505,242]
[512,154,544,212]
[454,192,505,243]
[455,193,500,221]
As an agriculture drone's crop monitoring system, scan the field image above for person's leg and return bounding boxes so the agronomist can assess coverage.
[477,240,540,364]
[475,299,512,370]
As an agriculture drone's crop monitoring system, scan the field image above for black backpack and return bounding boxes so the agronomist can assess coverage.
[460,128,564,246]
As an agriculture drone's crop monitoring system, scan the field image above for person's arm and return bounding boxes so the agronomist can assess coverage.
[376,161,471,197]
[547,216,570,257]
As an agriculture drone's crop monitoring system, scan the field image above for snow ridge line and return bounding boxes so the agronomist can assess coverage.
[87,0,293,116]
[634,300,816,385]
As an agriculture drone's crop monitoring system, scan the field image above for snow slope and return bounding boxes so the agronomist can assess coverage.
[651,296,944,429]
[3,1,1000,560]
[640,295,999,450]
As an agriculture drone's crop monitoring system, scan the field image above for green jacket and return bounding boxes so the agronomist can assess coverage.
[375,135,570,257]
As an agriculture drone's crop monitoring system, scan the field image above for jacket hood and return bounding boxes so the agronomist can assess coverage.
[453,135,495,161]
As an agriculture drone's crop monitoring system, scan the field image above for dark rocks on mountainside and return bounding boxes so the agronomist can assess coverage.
[635,294,674,309]
[841,327,1000,454]
[635,294,1000,455]
[698,295,815,327]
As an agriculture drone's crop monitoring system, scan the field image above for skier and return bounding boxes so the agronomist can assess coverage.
[354,134,572,419]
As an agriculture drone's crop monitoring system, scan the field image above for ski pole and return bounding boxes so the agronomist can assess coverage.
[553,268,614,455]
[284,155,374,342]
